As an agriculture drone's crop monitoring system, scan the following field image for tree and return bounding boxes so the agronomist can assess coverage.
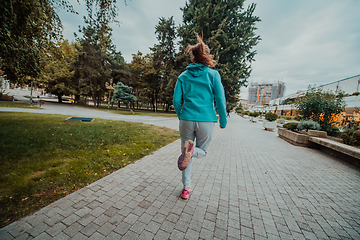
[295,87,346,130]
[40,40,77,102]
[0,0,121,84]
[150,16,178,112]
[129,52,159,112]
[112,82,137,114]
[178,0,261,103]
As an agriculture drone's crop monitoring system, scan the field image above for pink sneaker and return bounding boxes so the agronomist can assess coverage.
[181,188,192,199]
[178,140,194,171]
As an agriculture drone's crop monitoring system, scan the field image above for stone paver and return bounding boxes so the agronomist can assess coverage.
[1,107,360,239]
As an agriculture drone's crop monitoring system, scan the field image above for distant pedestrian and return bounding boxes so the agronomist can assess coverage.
[173,33,227,200]
[227,108,230,117]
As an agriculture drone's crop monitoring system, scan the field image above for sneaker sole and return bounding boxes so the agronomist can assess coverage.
[178,141,194,171]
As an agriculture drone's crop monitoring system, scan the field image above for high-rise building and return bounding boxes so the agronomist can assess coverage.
[248,82,285,104]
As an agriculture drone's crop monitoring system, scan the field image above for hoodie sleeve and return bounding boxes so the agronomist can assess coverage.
[173,77,183,119]
[213,71,227,127]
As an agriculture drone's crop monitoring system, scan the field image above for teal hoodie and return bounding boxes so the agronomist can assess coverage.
[173,63,227,127]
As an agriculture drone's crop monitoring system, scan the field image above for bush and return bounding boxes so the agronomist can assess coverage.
[280,115,293,120]
[252,112,260,118]
[341,131,360,146]
[283,122,298,131]
[297,120,321,131]
[277,118,286,124]
[295,86,345,130]
[325,125,340,137]
[236,109,243,114]
[265,112,278,122]
[294,115,302,121]
[244,111,250,116]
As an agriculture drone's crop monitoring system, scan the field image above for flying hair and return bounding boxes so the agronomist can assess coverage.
[185,32,217,67]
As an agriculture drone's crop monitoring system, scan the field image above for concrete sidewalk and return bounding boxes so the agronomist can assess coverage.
[1,113,360,239]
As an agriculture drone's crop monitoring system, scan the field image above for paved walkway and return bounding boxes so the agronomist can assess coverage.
[1,107,360,239]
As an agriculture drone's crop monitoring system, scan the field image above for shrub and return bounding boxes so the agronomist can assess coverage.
[252,112,260,118]
[297,120,321,131]
[277,118,286,124]
[283,122,298,131]
[279,115,293,120]
[236,109,243,114]
[295,86,345,130]
[244,111,250,116]
[265,112,278,122]
[340,131,360,146]
[325,125,340,137]
[294,115,302,121]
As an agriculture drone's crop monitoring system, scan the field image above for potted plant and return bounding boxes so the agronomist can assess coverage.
[263,112,278,131]
[252,112,260,122]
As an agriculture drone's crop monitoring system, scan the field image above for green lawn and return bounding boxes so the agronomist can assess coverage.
[0,112,179,228]
[0,101,40,109]
[79,104,178,117]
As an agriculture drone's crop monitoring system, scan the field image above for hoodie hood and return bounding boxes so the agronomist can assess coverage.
[186,63,207,77]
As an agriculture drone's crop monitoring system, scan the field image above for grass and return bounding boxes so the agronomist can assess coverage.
[79,104,178,117]
[0,112,179,228]
[0,101,40,109]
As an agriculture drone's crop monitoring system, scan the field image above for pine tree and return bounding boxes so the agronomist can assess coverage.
[112,82,137,114]
[178,0,261,103]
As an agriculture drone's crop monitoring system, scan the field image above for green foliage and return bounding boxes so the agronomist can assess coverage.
[40,40,77,102]
[252,112,260,118]
[294,115,302,121]
[150,17,178,112]
[297,120,321,131]
[112,82,137,112]
[280,115,293,120]
[265,112,278,122]
[236,109,243,114]
[0,0,120,84]
[178,0,261,103]
[0,112,179,227]
[244,111,250,116]
[283,122,298,131]
[295,87,346,129]
[340,121,360,145]
[326,125,340,137]
[276,118,286,124]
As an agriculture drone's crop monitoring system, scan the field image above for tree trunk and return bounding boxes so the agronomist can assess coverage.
[58,95,62,103]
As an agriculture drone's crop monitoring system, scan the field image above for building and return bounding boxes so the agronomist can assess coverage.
[248,82,285,105]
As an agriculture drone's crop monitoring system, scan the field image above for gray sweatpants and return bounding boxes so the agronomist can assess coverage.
[179,120,215,189]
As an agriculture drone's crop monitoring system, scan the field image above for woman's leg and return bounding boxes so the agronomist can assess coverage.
[179,120,195,189]
[179,120,215,189]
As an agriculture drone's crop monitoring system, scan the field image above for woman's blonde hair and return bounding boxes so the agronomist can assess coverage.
[185,33,217,67]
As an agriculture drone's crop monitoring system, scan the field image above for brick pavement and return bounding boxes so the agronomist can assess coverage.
[1,113,360,239]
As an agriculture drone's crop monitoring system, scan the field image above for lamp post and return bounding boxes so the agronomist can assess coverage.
[105,79,115,110]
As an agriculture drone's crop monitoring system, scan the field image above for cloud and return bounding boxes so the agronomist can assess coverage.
[58,0,360,100]
[242,0,360,99]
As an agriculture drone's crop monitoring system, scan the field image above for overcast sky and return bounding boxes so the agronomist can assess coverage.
[58,0,360,100]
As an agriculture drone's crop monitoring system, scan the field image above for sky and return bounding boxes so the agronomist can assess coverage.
[58,0,360,100]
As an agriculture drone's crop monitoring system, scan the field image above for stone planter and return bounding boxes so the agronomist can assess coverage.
[263,120,277,131]
[252,117,259,123]
[277,127,310,147]
[307,130,327,138]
